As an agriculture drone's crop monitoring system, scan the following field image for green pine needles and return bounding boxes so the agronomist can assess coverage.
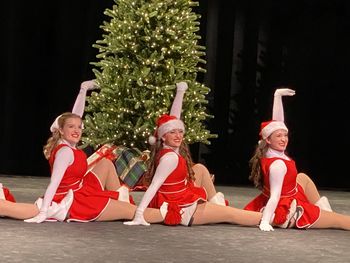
[82,0,217,150]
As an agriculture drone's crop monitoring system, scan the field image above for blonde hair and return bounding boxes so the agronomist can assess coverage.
[143,141,195,186]
[43,112,81,160]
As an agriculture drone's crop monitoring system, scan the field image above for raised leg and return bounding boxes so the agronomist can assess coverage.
[296,173,321,203]
[92,158,122,191]
[192,163,216,199]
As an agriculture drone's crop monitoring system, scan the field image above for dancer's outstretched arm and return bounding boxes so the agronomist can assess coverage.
[72,80,98,117]
[124,153,178,225]
[272,88,295,121]
[50,80,97,132]
[170,82,188,119]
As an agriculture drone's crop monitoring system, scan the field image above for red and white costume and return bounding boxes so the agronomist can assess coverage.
[48,143,133,222]
[148,148,207,225]
[244,154,320,228]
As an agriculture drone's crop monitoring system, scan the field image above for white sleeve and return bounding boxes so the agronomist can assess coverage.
[170,82,188,119]
[71,88,88,117]
[136,152,179,213]
[39,147,74,212]
[272,88,295,121]
[272,93,285,122]
[72,80,97,117]
[260,159,287,224]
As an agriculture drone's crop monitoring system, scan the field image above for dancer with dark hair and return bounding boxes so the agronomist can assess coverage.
[124,82,265,227]
[245,88,350,231]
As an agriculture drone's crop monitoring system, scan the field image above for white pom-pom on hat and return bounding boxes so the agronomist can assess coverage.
[148,135,157,145]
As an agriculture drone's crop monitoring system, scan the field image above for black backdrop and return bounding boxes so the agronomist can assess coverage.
[1,0,349,189]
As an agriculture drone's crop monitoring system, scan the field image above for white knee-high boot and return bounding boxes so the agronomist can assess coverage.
[35,189,74,222]
[315,196,332,212]
[0,183,5,200]
[209,192,226,206]
[116,185,130,203]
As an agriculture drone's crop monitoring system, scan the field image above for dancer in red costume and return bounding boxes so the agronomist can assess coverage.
[245,88,350,231]
[125,82,264,227]
[0,80,164,224]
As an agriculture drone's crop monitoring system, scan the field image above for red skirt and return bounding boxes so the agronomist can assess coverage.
[148,182,207,225]
[53,171,134,222]
[244,184,320,228]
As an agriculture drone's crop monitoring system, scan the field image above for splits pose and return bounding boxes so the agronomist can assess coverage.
[0,80,164,224]
[124,82,265,227]
[244,88,350,231]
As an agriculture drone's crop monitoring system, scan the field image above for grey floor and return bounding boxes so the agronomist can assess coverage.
[1,175,350,263]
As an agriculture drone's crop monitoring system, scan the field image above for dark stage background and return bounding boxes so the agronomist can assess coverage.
[1,0,349,189]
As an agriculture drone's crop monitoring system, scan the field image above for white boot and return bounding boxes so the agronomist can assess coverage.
[35,189,74,222]
[159,202,197,226]
[278,199,298,228]
[209,192,226,206]
[0,183,5,200]
[116,185,130,203]
[180,203,197,226]
[315,196,333,212]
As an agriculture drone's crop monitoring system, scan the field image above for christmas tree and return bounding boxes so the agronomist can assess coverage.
[82,0,216,150]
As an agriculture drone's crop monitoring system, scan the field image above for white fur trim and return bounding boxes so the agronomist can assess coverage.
[157,119,185,138]
[50,115,62,132]
[261,121,288,139]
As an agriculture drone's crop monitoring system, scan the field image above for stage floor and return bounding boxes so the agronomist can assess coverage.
[1,175,350,263]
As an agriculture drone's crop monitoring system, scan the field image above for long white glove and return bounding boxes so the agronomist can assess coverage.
[259,159,286,231]
[170,82,188,119]
[272,88,295,122]
[50,80,98,132]
[24,147,74,223]
[72,80,98,117]
[124,152,178,226]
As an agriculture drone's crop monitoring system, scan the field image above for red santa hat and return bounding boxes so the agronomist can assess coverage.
[260,120,288,140]
[148,114,185,145]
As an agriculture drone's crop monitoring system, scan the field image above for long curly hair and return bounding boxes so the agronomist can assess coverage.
[43,112,81,160]
[248,140,269,189]
[142,140,195,186]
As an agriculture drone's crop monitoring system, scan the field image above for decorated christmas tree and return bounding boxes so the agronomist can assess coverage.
[82,0,216,150]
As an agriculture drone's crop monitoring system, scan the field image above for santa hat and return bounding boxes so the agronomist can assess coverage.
[50,114,84,132]
[148,114,185,145]
[260,120,288,140]
[50,114,62,132]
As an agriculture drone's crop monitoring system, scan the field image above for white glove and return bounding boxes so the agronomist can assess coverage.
[176,81,188,92]
[80,80,98,92]
[24,210,48,223]
[259,220,274,231]
[274,88,295,97]
[272,88,295,121]
[72,80,98,117]
[170,82,188,118]
[124,208,150,226]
